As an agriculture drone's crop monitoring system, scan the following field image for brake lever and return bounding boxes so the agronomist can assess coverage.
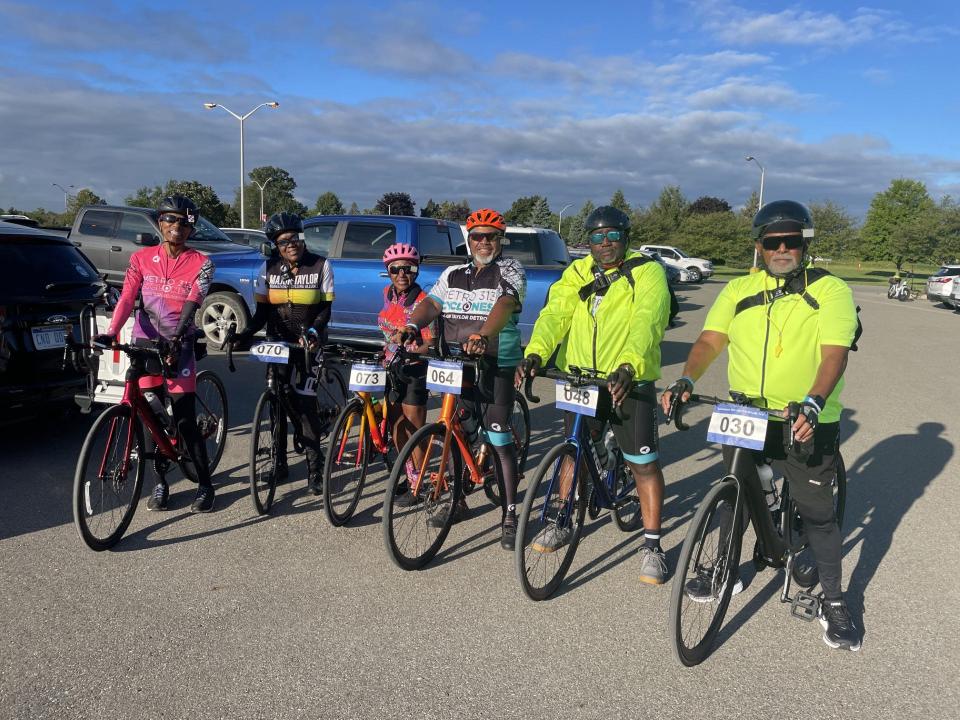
[670,393,690,431]
[523,374,540,404]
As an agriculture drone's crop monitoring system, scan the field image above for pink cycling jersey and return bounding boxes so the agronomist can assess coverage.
[108,245,214,393]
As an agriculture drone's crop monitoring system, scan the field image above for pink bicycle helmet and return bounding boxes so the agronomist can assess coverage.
[382,243,420,266]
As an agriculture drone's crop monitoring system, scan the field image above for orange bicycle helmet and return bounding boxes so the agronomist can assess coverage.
[466,208,506,231]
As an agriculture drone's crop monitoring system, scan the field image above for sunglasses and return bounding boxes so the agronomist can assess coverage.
[588,230,623,244]
[388,264,418,275]
[761,234,804,251]
[275,237,304,248]
[158,214,194,227]
[468,231,502,243]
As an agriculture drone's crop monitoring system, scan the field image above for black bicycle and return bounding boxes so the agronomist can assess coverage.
[666,392,846,666]
[227,329,347,515]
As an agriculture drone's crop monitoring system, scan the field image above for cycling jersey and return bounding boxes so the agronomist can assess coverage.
[377,283,435,362]
[428,256,526,367]
[702,268,858,423]
[251,251,335,342]
[525,250,670,380]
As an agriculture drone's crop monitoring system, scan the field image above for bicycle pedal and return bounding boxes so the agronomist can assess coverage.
[790,591,819,622]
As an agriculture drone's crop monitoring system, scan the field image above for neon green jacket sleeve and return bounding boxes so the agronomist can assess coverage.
[619,261,670,378]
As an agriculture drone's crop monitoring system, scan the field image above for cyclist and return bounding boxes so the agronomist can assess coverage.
[233,212,335,496]
[516,205,673,585]
[393,208,526,550]
[377,243,435,489]
[661,200,861,652]
[93,195,216,513]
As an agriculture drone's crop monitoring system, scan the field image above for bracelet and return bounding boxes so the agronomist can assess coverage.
[803,395,824,413]
[404,323,420,333]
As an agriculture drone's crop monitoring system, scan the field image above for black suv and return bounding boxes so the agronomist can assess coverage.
[0,221,106,422]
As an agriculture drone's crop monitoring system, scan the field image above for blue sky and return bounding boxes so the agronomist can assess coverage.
[2,0,958,217]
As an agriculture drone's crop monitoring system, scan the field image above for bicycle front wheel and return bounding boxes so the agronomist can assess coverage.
[195,369,228,473]
[611,451,643,532]
[73,405,146,551]
[249,390,281,515]
[323,398,371,527]
[515,442,587,601]
[315,363,348,434]
[382,423,462,571]
[669,479,742,667]
[480,390,532,507]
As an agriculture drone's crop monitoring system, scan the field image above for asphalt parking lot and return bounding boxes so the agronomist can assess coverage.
[1,281,958,720]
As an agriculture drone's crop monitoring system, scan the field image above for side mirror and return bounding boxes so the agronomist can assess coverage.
[260,241,275,257]
[136,232,160,246]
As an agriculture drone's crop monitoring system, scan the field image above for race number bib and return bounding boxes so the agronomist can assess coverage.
[706,403,769,450]
[555,381,600,417]
[349,363,386,393]
[426,360,463,395]
[250,342,290,364]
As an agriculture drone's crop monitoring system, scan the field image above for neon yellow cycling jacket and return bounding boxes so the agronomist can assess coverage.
[525,251,670,380]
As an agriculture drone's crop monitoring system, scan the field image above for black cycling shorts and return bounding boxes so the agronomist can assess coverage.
[566,381,660,464]
[463,362,516,444]
[389,361,428,407]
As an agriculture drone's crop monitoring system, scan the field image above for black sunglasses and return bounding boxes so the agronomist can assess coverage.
[276,237,304,248]
[468,231,502,243]
[760,234,804,251]
[158,213,194,227]
[388,264,418,275]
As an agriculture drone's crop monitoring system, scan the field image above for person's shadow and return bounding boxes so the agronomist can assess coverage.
[842,422,952,625]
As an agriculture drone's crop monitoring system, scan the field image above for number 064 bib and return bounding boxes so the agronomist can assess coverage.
[706,403,769,450]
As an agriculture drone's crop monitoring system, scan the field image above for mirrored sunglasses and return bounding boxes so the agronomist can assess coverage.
[388,264,418,275]
[158,213,194,227]
[588,230,623,244]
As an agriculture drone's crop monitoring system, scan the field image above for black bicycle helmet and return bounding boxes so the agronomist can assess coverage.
[263,212,303,242]
[751,200,814,241]
[585,206,631,237]
[157,194,198,224]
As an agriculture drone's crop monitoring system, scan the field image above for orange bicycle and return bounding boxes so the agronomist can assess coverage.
[381,343,528,570]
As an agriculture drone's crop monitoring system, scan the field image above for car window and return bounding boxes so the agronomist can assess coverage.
[1,241,98,295]
[116,213,157,243]
[502,231,539,265]
[341,223,396,259]
[189,216,232,242]
[673,248,689,258]
[417,223,454,256]
[940,267,960,277]
[304,222,337,256]
[537,230,570,265]
[660,249,678,259]
[78,210,120,237]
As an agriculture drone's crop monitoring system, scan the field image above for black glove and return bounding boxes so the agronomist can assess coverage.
[92,333,115,349]
[798,394,824,432]
[666,376,694,400]
[520,354,542,378]
[606,364,635,405]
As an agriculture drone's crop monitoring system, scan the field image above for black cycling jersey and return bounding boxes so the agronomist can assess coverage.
[249,251,335,342]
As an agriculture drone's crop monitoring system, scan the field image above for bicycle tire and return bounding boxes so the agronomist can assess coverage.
[73,404,146,551]
[322,398,371,527]
[669,479,742,666]
[315,362,348,435]
[515,442,588,601]
[194,369,228,473]
[382,423,462,571]
[249,389,281,515]
[480,390,532,507]
[611,451,643,532]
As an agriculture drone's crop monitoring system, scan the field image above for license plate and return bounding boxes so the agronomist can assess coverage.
[426,360,463,395]
[554,381,600,417]
[251,342,290,364]
[706,403,769,450]
[31,324,71,351]
[348,362,386,392]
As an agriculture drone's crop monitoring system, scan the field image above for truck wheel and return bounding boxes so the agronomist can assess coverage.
[198,292,249,349]
[685,266,702,283]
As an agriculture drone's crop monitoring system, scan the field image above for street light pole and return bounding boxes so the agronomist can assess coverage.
[203,101,280,228]
[252,177,275,224]
[51,182,74,211]
[745,155,766,268]
[557,203,573,235]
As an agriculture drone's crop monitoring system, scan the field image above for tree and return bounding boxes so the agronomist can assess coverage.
[437,199,471,222]
[935,197,960,264]
[313,191,344,216]
[860,179,935,261]
[503,195,542,226]
[609,189,631,214]
[65,188,105,223]
[126,180,230,226]
[689,196,731,215]
[566,200,594,245]
[740,190,761,220]
[348,201,360,214]
[530,196,552,228]
[375,192,415,217]
[420,198,440,218]
[809,201,858,259]
[237,166,308,225]
[673,211,751,267]
[634,185,688,246]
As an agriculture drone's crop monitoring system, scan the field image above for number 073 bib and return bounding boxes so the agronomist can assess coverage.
[706,403,769,450]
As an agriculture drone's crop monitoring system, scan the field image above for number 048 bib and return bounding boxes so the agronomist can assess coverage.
[554,381,600,417]
[706,403,769,450]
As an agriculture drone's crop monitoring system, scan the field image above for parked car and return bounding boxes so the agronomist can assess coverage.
[220,227,268,248]
[457,224,570,267]
[925,264,960,308]
[0,221,108,422]
[638,244,713,282]
[640,249,688,285]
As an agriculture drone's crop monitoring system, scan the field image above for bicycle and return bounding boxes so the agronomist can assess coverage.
[665,392,846,666]
[514,367,643,601]
[887,271,919,301]
[380,343,529,570]
[227,328,347,515]
[70,336,229,551]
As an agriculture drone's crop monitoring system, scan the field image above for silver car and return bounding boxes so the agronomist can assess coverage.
[926,265,960,308]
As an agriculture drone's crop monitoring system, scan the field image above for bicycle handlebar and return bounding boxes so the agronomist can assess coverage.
[667,392,797,448]
[522,365,630,420]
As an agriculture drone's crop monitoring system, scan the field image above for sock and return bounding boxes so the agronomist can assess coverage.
[644,530,661,551]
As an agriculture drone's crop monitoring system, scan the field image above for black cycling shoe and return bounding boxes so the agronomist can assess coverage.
[146,481,169,512]
[819,598,861,651]
[500,514,517,551]
[308,473,323,497]
[190,485,215,513]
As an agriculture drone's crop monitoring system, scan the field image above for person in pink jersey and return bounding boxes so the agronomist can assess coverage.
[93,195,216,513]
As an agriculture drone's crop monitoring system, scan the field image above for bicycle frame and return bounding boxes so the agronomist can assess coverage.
[333,391,390,468]
[410,390,484,499]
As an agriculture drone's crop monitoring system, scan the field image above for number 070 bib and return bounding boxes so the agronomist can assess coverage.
[706,403,769,450]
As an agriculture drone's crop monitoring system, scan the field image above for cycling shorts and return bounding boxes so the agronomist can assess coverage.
[389,361,428,407]
[135,337,197,394]
[463,362,516,446]
[568,381,660,465]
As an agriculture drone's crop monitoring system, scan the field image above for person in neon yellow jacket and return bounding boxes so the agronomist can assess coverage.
[516,206,673,585]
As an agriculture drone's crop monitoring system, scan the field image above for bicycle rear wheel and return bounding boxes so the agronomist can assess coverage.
[323,398,371,527]
[315,363,348,435]
[669,479,742,666]
[515,442,587,601]
[73,405,146,551]
[249,389,282,515]
[382,423,462,571]
[194,369,228,473]
[611,450,643,532]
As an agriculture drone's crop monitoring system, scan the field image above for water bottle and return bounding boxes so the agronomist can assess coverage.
[757,462,778,511]
[144,391,174,433]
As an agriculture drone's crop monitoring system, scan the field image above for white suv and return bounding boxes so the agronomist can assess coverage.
[926,264,960,308]
[639,245,713,282]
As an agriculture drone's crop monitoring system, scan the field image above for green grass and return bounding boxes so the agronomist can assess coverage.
[713,260,940,286]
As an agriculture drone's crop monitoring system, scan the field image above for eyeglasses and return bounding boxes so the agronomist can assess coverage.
[158,214,194,227]
[760,234,804,251]
[468,231,502,243]
[275,237,303,248]
[588,230,623,244]
[388,264,418,275]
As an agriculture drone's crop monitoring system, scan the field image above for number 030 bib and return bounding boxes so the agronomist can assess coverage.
[706,403,769,450]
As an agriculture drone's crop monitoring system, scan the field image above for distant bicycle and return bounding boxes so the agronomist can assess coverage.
[887,273,919,301]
